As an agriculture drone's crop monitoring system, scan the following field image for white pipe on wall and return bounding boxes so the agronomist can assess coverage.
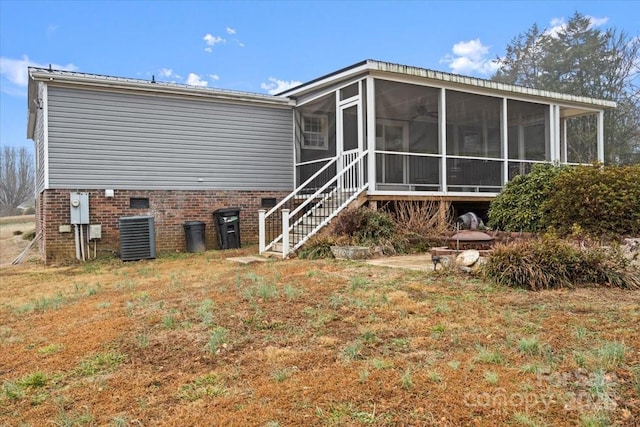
[79,225,85,261]
[74,224,81,261]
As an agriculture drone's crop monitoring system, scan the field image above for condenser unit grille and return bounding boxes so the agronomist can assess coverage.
[119,216,156,261]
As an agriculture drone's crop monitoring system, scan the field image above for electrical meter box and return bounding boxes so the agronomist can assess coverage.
[70,192,90,225]
[89,224,102,240]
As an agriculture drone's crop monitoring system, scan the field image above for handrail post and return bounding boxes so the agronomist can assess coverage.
[281,209,290,258]
[258,209,266,254]
[359,151,365,187]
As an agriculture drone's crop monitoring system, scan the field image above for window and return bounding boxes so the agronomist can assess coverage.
[130,197,149,209]
[302,114,328,150]
[261,198,277,208]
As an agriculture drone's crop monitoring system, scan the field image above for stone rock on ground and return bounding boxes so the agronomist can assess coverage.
[621,238,639,267]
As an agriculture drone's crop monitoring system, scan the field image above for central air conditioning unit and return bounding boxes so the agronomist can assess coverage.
[119,216,156,261]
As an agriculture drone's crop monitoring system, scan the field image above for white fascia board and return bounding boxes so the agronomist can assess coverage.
[279,63,372,98]
[368,69,615,112]
[367,60,616,109]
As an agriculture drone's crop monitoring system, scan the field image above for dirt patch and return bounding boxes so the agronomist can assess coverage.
[1,250,638,426]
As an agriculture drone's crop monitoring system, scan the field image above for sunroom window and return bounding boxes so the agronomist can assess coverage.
[302,115,328,150]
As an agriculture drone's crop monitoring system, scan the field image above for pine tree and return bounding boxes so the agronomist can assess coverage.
[493,12,640,164]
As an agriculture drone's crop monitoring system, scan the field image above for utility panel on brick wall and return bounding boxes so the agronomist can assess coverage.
[70,192,89,225]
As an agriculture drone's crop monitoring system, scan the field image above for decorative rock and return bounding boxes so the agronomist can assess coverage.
[455,249,480,267]
[621,238,640,267]
[330,245,371,260]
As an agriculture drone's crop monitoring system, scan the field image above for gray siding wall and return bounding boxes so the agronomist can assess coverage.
[46,86,294,190]
[35,82,46,194]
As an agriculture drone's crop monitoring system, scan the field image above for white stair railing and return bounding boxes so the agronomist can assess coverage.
[259,150,368,258]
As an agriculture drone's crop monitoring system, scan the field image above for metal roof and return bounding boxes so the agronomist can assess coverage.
[278,59,617,109]
[28,67,293,107]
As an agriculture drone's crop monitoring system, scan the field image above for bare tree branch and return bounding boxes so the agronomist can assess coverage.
[0,147,35,216]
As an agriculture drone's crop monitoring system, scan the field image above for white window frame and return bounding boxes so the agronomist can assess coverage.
[302,114,329,150]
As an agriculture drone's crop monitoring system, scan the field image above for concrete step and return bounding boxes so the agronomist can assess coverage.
[261,251,284,259]
[272,242,293,253]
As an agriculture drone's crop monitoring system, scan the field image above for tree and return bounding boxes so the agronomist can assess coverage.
[493,12,640,164]
[0,146,35,216]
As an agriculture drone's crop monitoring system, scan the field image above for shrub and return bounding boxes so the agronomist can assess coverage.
[544,163,640,238]
[383,201,453,250]
[489,163,640,238]
[332,207,407,254]
[297,234,335,259]
[488,163,566,232]
[332,207,396,245]
[484,235,640,290]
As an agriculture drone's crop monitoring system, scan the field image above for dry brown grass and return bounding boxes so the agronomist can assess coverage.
[0,215,36,266]
[385,200,453,238]
[1,249,639,426]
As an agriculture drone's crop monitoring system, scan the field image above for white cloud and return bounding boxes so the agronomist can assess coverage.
[547,17,566,38]
[260,77,302,95]
[452,39,489,62]
[203,33,226,52]
[546,15,609,38]
[157,68,182,82]
[0,55,77,88]
[440,39,499,76]
[588,15,609,27]
[226,27,236,35]
[186,73,208,87]
[209,74,220,81]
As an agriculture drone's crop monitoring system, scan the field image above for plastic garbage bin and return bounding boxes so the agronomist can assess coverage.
[213,208,241,249]
[183,221,206,253]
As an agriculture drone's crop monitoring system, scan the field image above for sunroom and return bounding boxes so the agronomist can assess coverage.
[285,60,612,197]
[260,60,614,256]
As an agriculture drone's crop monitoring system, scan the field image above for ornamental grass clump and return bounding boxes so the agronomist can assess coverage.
[484,235,640,290]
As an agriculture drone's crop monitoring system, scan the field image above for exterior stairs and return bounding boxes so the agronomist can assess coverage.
[259,150,368,258]
[264,191,368,256]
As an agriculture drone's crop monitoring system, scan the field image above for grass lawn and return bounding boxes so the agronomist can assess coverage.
[1,248,638,426]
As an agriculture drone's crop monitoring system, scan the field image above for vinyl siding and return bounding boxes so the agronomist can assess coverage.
[46,86,294,190]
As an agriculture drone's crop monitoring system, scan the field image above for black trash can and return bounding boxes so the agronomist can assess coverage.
[183,221,206,253]
[213,208,241,249]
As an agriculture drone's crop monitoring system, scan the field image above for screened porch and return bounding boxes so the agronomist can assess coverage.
[292,76,605,197]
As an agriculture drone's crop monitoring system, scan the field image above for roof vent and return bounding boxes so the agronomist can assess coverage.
[119,216,156,261]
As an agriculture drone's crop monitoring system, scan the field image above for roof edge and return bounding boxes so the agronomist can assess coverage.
[28,67,293,107]
[277,59,617,109]
[276,59,369,96]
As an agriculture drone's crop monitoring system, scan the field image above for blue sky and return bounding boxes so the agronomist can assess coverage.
[1,0,638,153]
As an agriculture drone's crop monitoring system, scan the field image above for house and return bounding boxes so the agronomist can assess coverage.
[27,60,615,262]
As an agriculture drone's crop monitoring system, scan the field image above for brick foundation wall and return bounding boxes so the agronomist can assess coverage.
[38,189,290,263]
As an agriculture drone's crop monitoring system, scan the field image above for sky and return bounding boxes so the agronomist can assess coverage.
[1,0,638,154]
